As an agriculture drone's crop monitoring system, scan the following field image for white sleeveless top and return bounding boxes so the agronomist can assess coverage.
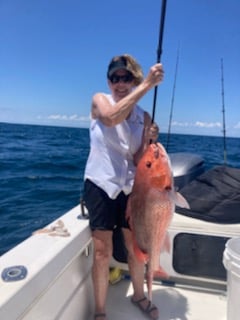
[84,94,145,199]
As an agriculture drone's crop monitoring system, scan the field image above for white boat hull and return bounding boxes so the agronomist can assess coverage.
[0,206,93,320]
[1,204,239,319]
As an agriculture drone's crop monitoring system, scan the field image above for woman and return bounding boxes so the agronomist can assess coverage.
[83,54,164,320]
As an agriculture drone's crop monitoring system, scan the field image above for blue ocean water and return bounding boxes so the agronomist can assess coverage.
[1,122,240,256]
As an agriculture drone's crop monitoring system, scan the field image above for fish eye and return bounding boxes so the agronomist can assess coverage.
[146,161,152,168]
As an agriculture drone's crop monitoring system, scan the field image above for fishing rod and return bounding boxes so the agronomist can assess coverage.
[166,46,180,151]
[151,0,167,123]
[221,58,227,165]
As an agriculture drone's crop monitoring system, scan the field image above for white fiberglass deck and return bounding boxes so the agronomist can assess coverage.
[93,278,227,320]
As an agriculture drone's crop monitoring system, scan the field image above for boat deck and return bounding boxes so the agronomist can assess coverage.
[91,277,227,320]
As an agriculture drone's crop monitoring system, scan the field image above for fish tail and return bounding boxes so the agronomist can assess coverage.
[154,267,169,279]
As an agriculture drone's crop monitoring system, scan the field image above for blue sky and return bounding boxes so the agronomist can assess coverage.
[1,0,240,137]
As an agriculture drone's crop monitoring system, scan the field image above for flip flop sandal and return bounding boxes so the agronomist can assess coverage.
[94,313,106,319]
[131,297,159,320]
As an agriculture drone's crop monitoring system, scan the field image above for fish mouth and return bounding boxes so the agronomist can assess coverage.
[151,142,168,160]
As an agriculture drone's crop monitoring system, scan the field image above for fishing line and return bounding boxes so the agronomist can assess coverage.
[151,0,167,124]
[166,45,180,152]
[221,58,227,165]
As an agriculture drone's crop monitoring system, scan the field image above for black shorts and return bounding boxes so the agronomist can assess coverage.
[83,179,130,231]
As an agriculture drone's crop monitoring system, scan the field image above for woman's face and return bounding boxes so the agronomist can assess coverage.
[108,69,135,102]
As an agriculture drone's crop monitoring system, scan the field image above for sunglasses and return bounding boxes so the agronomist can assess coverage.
[109,73,133,84]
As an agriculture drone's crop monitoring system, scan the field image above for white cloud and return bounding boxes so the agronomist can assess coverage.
[69,114,79,120]
[172,121,221,128]
[172,121,190,127]
[47,114,65,120]
[38,114,90,122]
[234,122,240,129]
[194,121,221,128]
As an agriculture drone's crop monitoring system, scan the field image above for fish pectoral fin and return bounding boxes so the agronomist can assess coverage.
[173,191,190,209]
[134,243,148,263]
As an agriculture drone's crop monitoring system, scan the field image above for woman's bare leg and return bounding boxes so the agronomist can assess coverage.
[92,230,113,318]
[122,228,159,319]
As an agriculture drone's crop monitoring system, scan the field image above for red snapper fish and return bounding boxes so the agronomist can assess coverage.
[126,142,189,301]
